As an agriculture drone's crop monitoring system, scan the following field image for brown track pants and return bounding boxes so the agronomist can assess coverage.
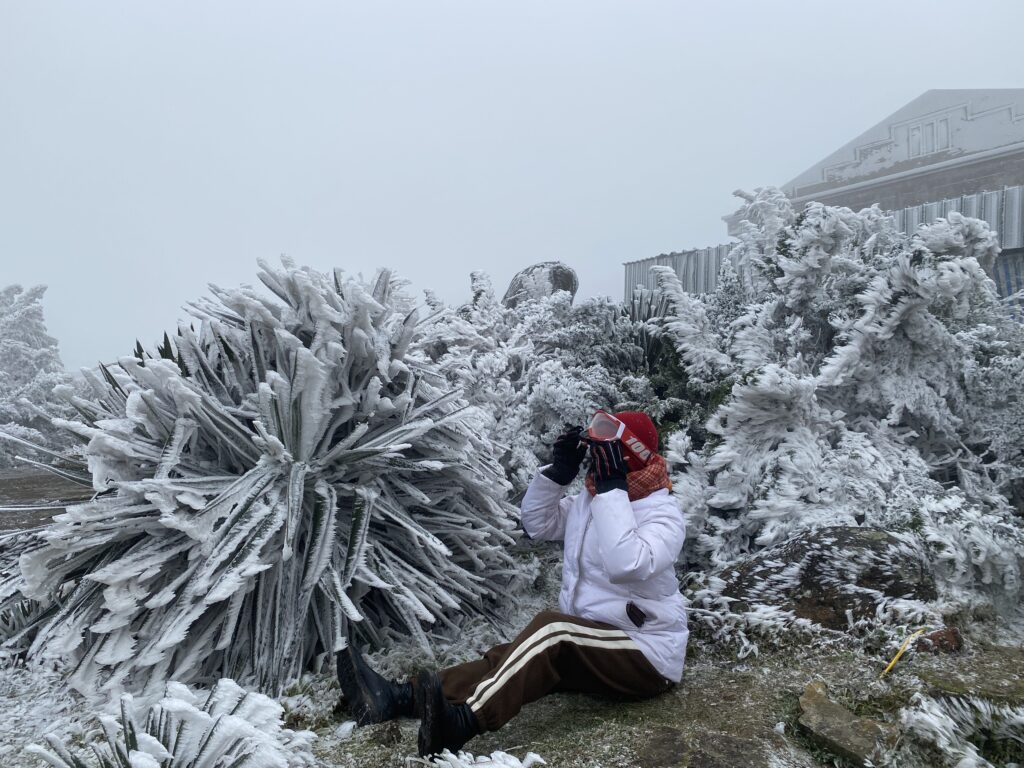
[439,610,673,732]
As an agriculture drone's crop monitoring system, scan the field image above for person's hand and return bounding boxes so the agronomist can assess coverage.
[588,440,629,494]
[541,427,587,485]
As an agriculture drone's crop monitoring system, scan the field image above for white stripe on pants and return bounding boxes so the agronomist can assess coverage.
[466,621,636,712]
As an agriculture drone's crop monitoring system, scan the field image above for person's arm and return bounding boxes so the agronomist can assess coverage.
[521,469,576,541]
[588,441,684,583]
[520,428,586,542]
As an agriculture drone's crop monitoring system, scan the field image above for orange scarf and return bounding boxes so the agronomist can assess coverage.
[585,453,673,501]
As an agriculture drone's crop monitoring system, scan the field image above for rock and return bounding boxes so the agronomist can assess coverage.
[334,720,357,740]
[721,527,937,630]
[798,681,897,765]
[502,262,579,308]
[915,626,963,654]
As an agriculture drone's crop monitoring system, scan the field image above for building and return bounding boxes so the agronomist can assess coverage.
[778,89,1024,215]
[625,90,1024,302]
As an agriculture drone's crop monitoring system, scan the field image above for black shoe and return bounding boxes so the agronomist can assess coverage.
[336,644,415,726]
[416,670,481,757]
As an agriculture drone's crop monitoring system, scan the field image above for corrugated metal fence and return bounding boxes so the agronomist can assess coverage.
[623,244,732,299]
[624,184,1024,303]
[890,185,1024,249]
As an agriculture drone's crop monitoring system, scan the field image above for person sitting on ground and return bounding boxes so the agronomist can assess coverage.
[336,410,689,757]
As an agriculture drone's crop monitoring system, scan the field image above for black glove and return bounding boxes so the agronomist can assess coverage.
[541,427,587,485]
[588,440,628,494]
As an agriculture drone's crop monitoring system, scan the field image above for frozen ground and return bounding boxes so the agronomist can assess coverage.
[5,634,1024,767]
[0,467,91,531]
[278,635,1024,767]
[2,471,1023,767]
[0,659,87,766]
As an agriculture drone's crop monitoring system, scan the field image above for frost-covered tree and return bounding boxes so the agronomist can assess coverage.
[660,188,1024,626]
[419,271,645,493]
[0,261,520,697]
[621,279,732,450]
[0,284,69,467]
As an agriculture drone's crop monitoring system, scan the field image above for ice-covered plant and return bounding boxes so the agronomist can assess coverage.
[25,678,317,768]
[650,266,733,390]
[656,188,1024,635]
[0,283,70,467]
[420,270,645,493]
[414,749,547,767]
[918,495,1024,616]
[0,260,519,696]
[899,693,1024,768]
[622,279,732,448]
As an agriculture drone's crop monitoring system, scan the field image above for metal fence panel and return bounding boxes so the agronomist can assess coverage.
[624,185,1024,302]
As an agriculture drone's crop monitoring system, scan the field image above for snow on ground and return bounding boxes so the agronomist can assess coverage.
[0,657,87,767]
[0,547,551,768]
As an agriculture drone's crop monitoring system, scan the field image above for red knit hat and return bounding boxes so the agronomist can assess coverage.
[614,411,660,472]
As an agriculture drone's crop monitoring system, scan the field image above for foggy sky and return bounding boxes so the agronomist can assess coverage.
[2,1,1023,370]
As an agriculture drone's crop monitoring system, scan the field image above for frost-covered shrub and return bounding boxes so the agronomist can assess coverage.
[680,571,822,659]
[650,267,732,391]
[26,678,317,768]
[624,284,727,445]
[415,750,546,767]
[0,284,70,468]
[420,272,644,493]
[659,189,1024,638]
[899,694,1024,768]
[0,260,519,696]
[919,496,1024,616]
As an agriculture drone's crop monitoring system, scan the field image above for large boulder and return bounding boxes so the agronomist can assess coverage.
[502,262,579,308]
[721,526,937,630]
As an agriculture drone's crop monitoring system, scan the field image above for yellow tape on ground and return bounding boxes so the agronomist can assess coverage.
[879,628,927,679]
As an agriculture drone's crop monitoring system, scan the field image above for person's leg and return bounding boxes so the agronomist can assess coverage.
[550,638,674,699]
[336,643,415,725]
[439,640,513,704]
[461,610,671,732]
[419,609,673,756]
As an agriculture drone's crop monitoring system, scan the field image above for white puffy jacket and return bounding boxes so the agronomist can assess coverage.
[520,468,689,683]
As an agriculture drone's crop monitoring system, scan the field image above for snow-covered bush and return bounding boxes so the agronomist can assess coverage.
[621,286,715,444]
[415,750,546,767]
[0,284,70,468]
[659,189,1024,640]
[26,678,317,768]
[0,656,82,765]
[420,270,645,493]
[899,693,1024,768]
[0,260,519,697]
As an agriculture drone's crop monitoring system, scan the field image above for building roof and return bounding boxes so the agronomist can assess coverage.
[783,89,1024,203]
